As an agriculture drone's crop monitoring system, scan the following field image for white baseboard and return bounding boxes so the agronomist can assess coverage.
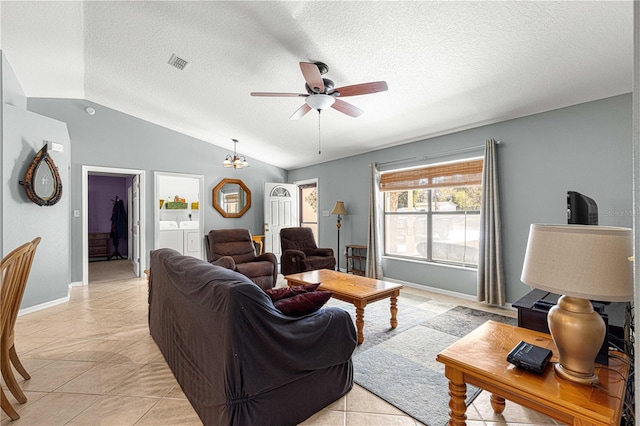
[69,281,84,288]
[18,295,70,317]
[383,276,515,311]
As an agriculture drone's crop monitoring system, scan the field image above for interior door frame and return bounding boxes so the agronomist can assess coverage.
[130,174,142,275]
[82,165,146,285]
[153,171,205,258]
[127,184,133,260]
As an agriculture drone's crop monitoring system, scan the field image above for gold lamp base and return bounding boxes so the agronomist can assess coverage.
[547,295,605,385]
[553,363,599,385]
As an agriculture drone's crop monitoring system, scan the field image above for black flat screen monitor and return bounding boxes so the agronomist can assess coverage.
[567,191,598,225]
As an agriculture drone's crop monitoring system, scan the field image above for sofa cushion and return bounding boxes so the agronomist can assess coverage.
[207,229,257,264]
[302,256,337,271]
[281,227,319,251]
[274,291,332,316]
[236,261,274,278]
[265,283,320,302]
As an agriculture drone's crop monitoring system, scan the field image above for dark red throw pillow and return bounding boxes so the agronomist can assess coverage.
[264,283,320,302]
[274,291,332,316]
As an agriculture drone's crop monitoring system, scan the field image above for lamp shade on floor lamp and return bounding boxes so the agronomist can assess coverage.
[521,224,633,385]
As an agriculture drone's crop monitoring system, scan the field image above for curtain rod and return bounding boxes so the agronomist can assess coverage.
[379,140,502,166]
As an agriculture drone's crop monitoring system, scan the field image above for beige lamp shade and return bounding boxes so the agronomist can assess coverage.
[330,201,348,216]
[521,224,633,302]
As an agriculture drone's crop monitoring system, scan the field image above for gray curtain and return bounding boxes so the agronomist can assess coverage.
[366,162,384,279]
[477,139,505,305]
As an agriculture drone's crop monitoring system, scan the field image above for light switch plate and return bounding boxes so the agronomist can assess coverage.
[322,211,329,217]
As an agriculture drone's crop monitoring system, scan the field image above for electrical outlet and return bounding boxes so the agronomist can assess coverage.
[73,210,80,217]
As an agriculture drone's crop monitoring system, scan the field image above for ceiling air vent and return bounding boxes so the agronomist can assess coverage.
[168,54,189,71]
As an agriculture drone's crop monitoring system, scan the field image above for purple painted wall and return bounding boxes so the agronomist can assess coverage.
[88,175,128,257]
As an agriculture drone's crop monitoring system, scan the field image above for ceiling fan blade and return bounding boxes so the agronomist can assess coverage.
[331,99,363,118]
[251,92,306,97]
[300,62,324,93]
[332,81,388,97]
[289,103,312,120]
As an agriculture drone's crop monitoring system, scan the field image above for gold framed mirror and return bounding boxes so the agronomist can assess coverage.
[22,145,63,206]
[213,178,251,218]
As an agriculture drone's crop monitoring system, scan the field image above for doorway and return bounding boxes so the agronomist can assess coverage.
[154,172,204,259]
[82,166,146,285]
[264,182,299,257]
[263,179,319,260]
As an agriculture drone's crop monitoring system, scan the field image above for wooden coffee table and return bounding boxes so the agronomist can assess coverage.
[285,269,403,344]
[436,321,629,425]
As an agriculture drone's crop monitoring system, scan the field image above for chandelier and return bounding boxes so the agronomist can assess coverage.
[222,139,249,169]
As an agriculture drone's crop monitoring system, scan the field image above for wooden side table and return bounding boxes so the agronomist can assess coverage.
[345,244,367,276]
[251,235,264,254]
[436,321,629,426]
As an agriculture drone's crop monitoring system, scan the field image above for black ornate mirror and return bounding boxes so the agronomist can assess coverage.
[22,145,63,206]
[213,178,251,218]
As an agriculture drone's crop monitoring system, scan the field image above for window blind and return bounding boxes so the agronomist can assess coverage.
[380,159,483,191]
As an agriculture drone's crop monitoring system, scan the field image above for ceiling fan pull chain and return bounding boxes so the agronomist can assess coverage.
[318,110,322,155]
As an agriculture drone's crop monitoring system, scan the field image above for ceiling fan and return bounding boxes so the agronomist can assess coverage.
[251,61,388,120]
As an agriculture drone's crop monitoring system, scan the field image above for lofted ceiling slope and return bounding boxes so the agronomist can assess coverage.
[0,1,633,170]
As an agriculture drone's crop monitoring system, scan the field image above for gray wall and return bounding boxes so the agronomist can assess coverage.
[8,53,632,306]
[2,53,72,308]
[289,94,633,303]
[26,98,287,284]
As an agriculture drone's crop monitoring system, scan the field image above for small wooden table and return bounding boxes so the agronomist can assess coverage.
[285,269,403,344]
[251,235,264,254]
[436,321,629,426]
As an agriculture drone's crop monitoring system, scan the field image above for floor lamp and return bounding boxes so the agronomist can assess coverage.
[330,201,348,271]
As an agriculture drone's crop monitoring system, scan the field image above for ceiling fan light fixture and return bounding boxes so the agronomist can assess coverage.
[305,94,335,111]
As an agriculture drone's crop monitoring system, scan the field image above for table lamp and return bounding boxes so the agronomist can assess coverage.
[520,224,633,385]
[330,201,348,270]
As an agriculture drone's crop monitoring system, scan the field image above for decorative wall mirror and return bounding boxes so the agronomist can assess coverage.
[213,178,251,218]
[22,145,63,206]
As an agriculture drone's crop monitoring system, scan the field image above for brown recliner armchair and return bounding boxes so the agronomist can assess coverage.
[280,227,336,276]
[205,229,277,290]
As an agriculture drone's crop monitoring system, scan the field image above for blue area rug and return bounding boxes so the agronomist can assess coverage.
[327,292,516,425]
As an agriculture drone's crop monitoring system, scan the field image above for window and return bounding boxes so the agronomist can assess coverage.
[382,159,482,268]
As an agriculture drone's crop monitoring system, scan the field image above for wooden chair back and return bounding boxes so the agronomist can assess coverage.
[0,238,40,420]
[1,238,41,337]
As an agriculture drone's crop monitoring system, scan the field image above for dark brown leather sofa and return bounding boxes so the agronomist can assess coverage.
[205,228,277,290]
[280,227,336,275]
[149,248,356,426]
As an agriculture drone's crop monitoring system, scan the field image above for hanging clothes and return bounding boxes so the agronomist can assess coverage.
[109,197,127,259]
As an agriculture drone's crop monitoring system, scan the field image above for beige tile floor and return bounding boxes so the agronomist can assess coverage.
[1,260,560,425]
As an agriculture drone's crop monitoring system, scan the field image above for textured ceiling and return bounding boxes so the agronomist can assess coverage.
[0,1,633,170]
